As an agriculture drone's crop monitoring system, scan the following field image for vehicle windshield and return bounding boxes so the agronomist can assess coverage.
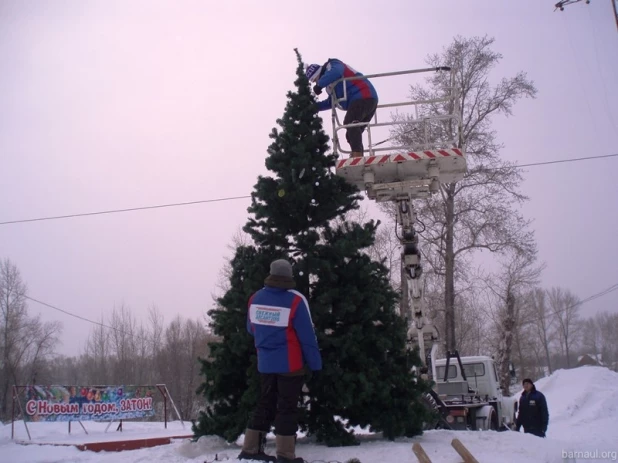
[435,365,457,379]
[462,363,485,377]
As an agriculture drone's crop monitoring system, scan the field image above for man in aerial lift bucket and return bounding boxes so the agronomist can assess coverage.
[306,59,378,158]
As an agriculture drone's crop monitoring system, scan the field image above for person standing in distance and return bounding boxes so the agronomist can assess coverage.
[516,378,549,438]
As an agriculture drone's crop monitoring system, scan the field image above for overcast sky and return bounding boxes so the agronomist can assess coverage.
[1,0,617,356]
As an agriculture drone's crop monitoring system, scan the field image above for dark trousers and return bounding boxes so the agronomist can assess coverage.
[343,98,378,154]
[248,373,304,436]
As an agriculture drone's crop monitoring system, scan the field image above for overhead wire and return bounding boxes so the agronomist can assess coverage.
[24,295,154,345]
[1,154,617,226]
[26,282,618,343]
[0,195,251,226]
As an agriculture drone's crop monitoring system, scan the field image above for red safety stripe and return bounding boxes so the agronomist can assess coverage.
[286,296,303,372]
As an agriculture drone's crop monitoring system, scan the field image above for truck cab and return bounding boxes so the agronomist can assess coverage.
[431,355,517,431]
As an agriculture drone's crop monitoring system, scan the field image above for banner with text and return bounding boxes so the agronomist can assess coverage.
[18,385,157,422]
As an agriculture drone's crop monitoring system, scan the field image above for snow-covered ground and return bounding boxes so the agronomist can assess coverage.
[1,366,617,463]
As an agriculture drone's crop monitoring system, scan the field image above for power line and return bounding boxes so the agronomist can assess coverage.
[0,195,251,226]
[580,282,618,304]
[24,295,153,345]
[506,153,618,169]
[27,281,618,343]
[1,153,617,227]
[532,282,618,324]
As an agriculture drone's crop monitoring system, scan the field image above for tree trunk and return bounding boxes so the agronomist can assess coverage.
[444,187,456,352]
[514,325,525,380]
[542,330,552,375]
[499,291,516,396]
[565,338,571,368]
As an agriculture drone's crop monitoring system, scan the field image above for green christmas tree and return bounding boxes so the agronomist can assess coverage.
[195,49,431,447]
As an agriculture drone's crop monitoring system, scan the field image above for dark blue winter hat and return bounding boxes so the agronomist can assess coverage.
[305,64,322,82]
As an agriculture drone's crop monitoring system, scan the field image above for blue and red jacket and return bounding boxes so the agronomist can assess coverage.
[316,58,378,111]
[247,286,322,374]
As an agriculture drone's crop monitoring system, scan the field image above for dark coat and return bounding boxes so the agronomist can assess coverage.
[516,384,549,437]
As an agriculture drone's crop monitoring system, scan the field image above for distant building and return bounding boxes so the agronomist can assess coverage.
[576,353,605,368]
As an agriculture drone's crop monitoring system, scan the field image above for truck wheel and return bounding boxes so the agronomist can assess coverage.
[488,407,498,431]
[476,405,498,431]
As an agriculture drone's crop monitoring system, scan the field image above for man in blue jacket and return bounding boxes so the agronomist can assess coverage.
[306,59,378,158]
[516,378,549,437]
[238,259,322,463]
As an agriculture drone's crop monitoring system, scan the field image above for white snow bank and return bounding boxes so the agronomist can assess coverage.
[515,365,618,451]
[0,420,191,445]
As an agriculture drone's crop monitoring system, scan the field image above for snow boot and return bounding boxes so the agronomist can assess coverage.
[237,429,276,462]
[275,435,303,463]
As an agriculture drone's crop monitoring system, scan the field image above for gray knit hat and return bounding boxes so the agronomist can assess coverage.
[270,259,293,278]
[264,259,295,289]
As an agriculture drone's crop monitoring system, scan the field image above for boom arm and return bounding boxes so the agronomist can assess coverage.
[397,195,439,372]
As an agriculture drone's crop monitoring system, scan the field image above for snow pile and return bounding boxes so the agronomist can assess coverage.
[523,365,618,451]
[176,434,229,458]
[0,420,190,445]
[535,366,618,426]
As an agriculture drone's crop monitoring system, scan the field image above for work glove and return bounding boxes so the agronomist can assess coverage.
[313,84,323,95]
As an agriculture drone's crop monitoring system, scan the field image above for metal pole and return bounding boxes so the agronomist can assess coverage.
[78,420,89,435]
[164,385,185,428]
[331,106,339,156]
[15,388,31,440]
[11,386,16,439]
[340,66,451,82]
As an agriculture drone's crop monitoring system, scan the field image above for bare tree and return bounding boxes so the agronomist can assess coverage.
[511,298,542,381]
[0,258,62,419]
[581,318,602,359]
[580,312,618,370]
[108,304,139,383]
[148,304,165,383]
[157,315,211,419]
[212,227,252,299]
[389,36,537,351]
[485,251,543,394]
[549,287,581,368]
[527,288,556,375]
[84,316,111,384]
[597,312,618,370]
[365,221,401,290]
